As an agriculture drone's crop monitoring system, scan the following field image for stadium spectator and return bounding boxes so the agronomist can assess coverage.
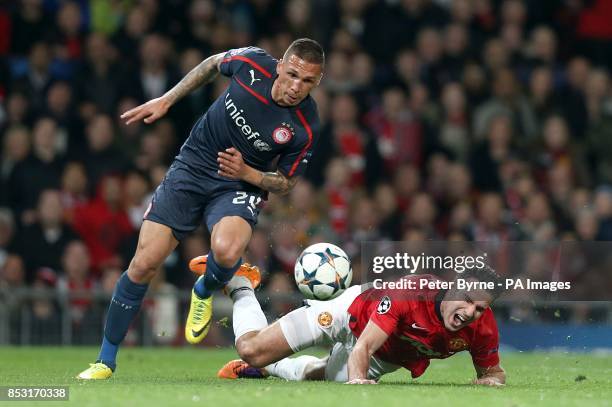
[80,114,128,189]
[100,266,122,296]
[12,189,78,282]
[51,1,85,62]
[8,117,64,222]
[145,267,179,345]
[366,87,424,172]
[73,175,135,272]
[559,56,590,139]
[75,33,125,115]
[372,183,402,240]
[0,208,14,268]
[57,240,95,328]
[172,233,209,289]
[534,115,590,187]
[123,169,152,229]
[131,34,179,103]
[114,97,145,159]
[521,192,556,241]
[404,192,438,238]
[437,82,470,161]
[0,253,27,344]
[472,193,518,243]
[350,52,377,110]
[0,126,30,205]
[348,196,383,253]
[594,186,612,240]
[575,208,599,241]
[44,81,81,153]
[134,130,165,172]
[111,6,152,66]
[320,93,382,189]
[9,0,50,56]
[11,42,57,113]
[244,229,272,279]
[473,68,537,141]
[321,157,352,237]
[470,114,518,192]
[269,221,301,277]
[29,267,61,345]
[0,253,25,290]
[585,69,612,184]
[527,67,556,131]
[59,161,88,223]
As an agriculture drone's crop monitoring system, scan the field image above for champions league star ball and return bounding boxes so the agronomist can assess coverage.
[294,243,352,300]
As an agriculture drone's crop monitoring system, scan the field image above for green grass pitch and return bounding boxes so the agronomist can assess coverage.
[0,347,611,406]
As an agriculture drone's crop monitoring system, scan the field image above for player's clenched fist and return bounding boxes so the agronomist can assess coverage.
[121,96,171,125]
[218,147,248,180]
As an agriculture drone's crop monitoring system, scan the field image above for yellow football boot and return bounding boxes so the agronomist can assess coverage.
[185,255,261,344]
[76,363,113,380]
[185,276,214,344]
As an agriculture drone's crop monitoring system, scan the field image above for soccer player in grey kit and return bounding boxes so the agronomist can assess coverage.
[77,39,324,379]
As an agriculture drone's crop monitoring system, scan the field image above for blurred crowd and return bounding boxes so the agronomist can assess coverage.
[1,0,612,339]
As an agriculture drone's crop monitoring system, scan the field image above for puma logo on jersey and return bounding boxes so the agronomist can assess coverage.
[249,69,261,85]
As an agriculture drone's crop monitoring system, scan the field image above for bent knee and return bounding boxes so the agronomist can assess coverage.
[237,340,267,368]
[211,237,244,267]
[128,254,160,283]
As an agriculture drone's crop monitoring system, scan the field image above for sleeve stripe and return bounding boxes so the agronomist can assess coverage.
[235,77,269,105]
[288,109,313,177]
[221,55,272,78]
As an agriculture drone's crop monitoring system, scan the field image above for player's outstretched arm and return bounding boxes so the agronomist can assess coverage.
[346,321,389,384]
[121,52,225,125]
[473,364,506,386]
[218,148,298,195]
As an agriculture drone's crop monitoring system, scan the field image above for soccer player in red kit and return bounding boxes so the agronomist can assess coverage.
[216,265,506,386]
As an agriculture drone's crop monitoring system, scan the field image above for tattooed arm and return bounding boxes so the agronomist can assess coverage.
[257,171,298,195]
[164,53,225,105]
[121,53,225,125]
[217,148,299,195]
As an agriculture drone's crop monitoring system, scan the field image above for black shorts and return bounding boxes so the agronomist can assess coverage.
[144,161,263,241]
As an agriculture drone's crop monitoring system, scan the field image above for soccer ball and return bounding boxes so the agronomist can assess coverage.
[294,243,352,300]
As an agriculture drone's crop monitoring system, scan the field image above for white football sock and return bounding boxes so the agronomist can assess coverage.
[231,287,268,341]
[225,275,251,295]
[265,356,327,381]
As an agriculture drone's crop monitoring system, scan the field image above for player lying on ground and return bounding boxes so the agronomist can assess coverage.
[214,263,505,385]
[77,39,324,379]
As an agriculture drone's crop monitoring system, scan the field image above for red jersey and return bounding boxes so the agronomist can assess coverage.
[347,276,500,378]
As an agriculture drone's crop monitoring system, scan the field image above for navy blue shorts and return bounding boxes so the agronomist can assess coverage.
[144,161,263,241]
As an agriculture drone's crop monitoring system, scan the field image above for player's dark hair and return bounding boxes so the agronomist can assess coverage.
[284,38,325,67]
[456,264,504,301]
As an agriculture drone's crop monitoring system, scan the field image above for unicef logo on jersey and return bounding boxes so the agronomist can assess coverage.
[253,140,271,151]
[272,126,293,144]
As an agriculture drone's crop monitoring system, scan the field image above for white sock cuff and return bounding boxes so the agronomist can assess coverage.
[232,292,268,341]
[265,355,325,381]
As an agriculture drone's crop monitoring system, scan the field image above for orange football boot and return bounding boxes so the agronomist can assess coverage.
[189,255,261,290]
[217,359,268,379]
